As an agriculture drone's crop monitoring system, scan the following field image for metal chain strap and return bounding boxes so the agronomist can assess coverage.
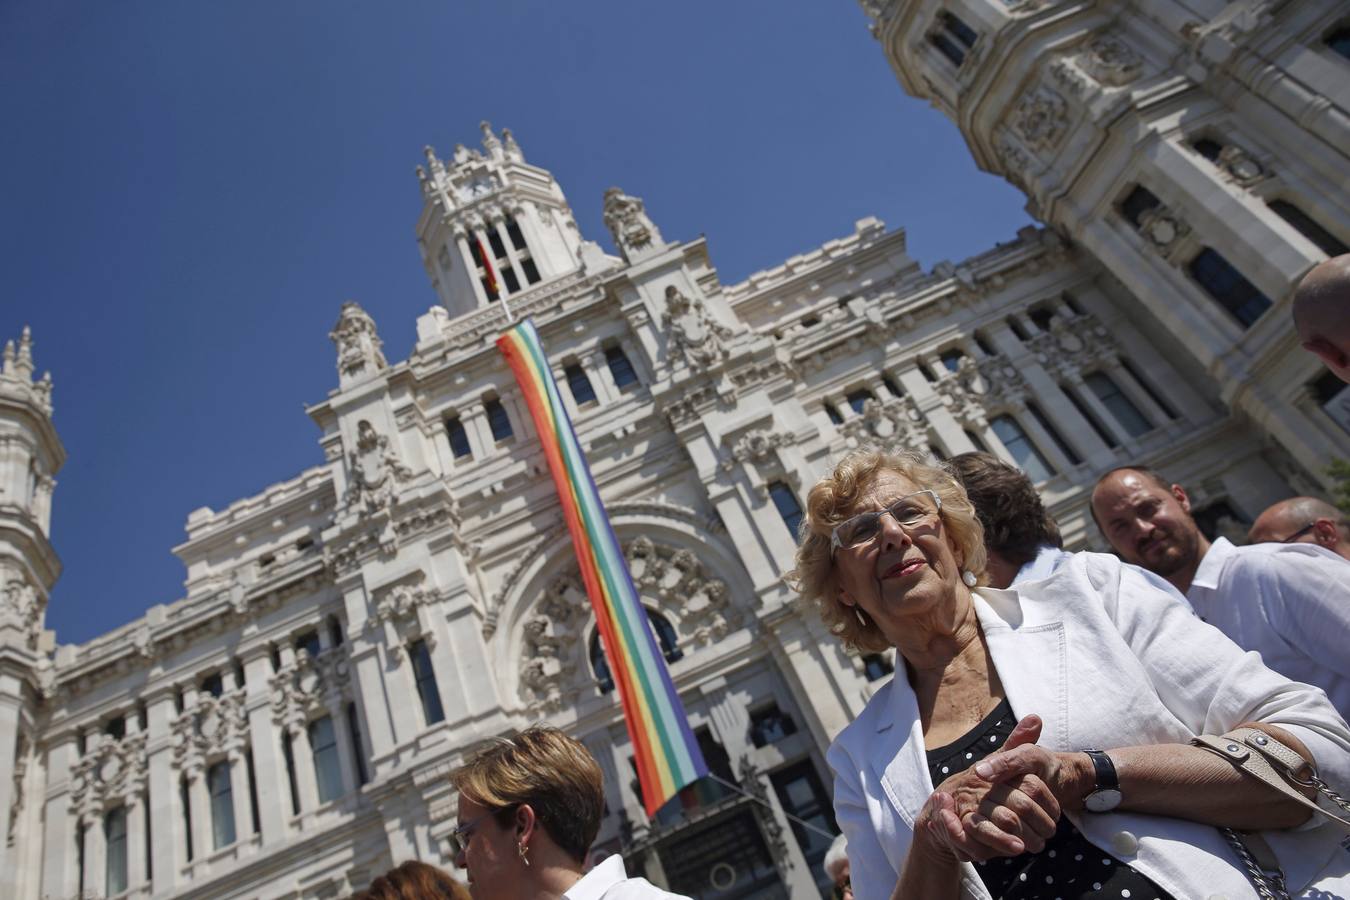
[1219,827,1292,900]
[1305,771,1350,815]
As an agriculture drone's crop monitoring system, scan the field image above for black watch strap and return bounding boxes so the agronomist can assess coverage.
[1084,748,1119,792]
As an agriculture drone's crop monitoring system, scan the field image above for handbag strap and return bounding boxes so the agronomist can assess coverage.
[1192,727,1350,833]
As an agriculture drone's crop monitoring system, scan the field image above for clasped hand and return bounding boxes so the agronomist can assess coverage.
[915,714,1077,864]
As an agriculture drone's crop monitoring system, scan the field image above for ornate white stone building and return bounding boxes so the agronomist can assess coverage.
[3,4,1348,898]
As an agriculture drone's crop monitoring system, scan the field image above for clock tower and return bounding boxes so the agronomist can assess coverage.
[415,122,593,317]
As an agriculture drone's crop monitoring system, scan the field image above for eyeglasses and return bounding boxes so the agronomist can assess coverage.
[831,490,942,554]
[447,809,497,858]
[1278,522,1318,543]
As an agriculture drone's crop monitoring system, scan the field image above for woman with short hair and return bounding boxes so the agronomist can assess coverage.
[791,449,1350,900]
[449,725,689,900]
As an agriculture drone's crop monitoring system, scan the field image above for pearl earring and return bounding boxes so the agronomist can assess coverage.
[854,607,867,628]
[962,570,977,587]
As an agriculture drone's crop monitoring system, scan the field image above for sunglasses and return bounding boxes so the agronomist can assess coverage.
[447,809,498,858]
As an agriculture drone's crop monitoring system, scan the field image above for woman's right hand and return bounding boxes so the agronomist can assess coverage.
[915,715,1062,863]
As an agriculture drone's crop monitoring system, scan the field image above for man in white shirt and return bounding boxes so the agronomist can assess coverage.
[1249,495,1350,561]
[950,453,1187,603]
[1091,465,1350,719]
[562,853,688,900]
[1293,253,1350,383]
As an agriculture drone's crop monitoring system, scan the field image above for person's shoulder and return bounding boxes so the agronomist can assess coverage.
[607,878,692,900]
[829,678,895,761]
[1224,540,1343,574]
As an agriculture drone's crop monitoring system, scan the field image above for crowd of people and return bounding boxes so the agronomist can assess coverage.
[345,258,1350,899]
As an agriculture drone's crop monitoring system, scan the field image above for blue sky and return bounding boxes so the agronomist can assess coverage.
[1,1,1031,645]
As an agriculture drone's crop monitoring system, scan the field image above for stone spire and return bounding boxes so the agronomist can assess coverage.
[0,325,64,652]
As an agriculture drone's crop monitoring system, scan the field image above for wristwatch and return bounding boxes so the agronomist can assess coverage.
[1081,749,1122,812]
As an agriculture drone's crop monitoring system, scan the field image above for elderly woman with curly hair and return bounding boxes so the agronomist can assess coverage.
[791,450,1350,900]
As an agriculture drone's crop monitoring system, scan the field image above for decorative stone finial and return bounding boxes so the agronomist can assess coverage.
[602,187,666,263]
[16,326,34,379]
[502,127,523,161]
[480,120,502,158]
[0,327,54,416]
[329,301,388,387]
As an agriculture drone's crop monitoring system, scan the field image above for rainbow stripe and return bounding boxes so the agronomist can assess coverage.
[497,319,707,815]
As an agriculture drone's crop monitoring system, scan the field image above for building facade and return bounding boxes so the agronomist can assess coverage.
[3,4,1348,898]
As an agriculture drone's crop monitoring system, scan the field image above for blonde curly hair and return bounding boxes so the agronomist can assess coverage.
[787,450,988,653]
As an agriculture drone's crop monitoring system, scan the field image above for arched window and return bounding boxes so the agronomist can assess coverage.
[485,397,514,442]
[605,345,639,389]
[845,388,875,415]
[445,415,472,459]
[590,608,684,695]
[207,760,236,849]
[409,639,445,726]
[565,362,597,406]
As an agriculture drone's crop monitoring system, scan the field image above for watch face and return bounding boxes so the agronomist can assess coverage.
[1085,788,1123,813]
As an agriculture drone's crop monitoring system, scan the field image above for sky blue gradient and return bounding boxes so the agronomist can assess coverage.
[1,1,1032,644]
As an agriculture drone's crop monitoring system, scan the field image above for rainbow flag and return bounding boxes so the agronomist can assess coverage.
[497,318,707,815]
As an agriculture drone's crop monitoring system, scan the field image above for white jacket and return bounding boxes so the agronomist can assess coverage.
[827,552,1350,900]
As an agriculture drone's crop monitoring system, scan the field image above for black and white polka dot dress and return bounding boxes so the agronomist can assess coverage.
[925,699,1176,900]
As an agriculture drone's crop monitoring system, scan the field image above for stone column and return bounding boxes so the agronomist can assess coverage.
[1063,373,1131,449]
[39,733,80,900]
[896,364,976,455]
[189,769,212,861]
[242,649,290,845]
[82,809,106,898]
[229,751,253,847]
[289,723,321,813]
[0,689,20,860]
[126,794,148,889]
[456,232,490,306]
[385,642,423,743]
[491,216,526,289]
[1104,359,1170,428]
[145,687,183,894]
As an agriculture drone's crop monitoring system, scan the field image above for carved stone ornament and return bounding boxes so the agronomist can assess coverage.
[1217,144,1265,185]
[994,135,1032,188]
[602,187,665,263]
[662,286,734,370]
[1136,206,1192,257]
[343,420,414,519]
[933,357,990,430]
[171,690,248,778]
[373,575,438,626]
[1078,34,1142,87]
[0,576,43,649]
[271,648,352,736]
[840,396,928,454]
[720,429,791,472]
[70,732,148,820]
[1010,86,1069,151]
[329,301,388,384]
[738,755,793,875]
[1025,312,1120,380]
[976,355,1030,410]
[8,733,29,844]
[626,536,737,642]
[1,326,55,418]
[518,572,591,712]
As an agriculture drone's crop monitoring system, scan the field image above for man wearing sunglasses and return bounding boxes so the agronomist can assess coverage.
[1249,496,1350,561]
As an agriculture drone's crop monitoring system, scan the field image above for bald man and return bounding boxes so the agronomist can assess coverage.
[1092,466,1350,719]
[1249,496,1350,560]
[1293,253,1350,382]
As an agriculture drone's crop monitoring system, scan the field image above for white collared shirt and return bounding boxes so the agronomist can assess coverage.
[1186,537,1350,720]
[1013,544,1193,610]
[563,854,690,900]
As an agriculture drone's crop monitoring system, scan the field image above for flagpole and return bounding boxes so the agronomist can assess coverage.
[705,775,838,840]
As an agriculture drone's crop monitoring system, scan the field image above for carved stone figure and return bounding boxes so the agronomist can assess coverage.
[329,302,388,384]
[518,573,589,711]
[343,420,413,519]
[172,690,248,778]
[721,429,791,471]
[602,187,665,262]
[661,286,734,370]
[374,576,436,625]
[932,357,989,430]
[1,577,43,649]
[1079,34,1143,86]
[1026,312,1120,380]
[840,396,928,454]
[1011,86,1069,151]
[1217,144,1265,184]
[977,355,1030,410]
[71,731,149,821]
[271,648,352,736]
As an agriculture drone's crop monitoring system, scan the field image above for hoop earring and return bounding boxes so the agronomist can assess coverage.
[962,570,977,587]
[518,842,530,867]
[854,607,867,628]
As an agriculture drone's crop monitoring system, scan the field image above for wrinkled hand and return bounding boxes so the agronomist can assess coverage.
[914,714,1065,864]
